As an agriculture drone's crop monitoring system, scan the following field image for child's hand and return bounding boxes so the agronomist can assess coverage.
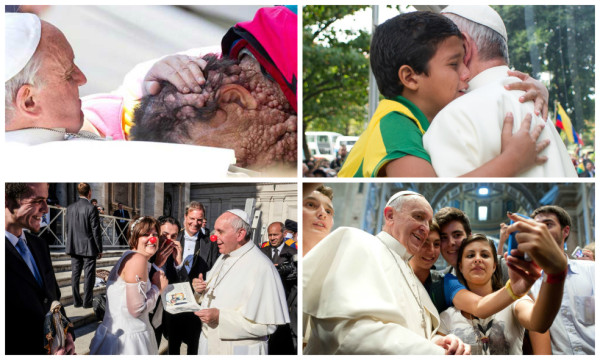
[143,55,207,96]
[505,70,549,120]
[500,112,550,174]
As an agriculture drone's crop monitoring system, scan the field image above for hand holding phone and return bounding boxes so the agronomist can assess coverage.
[507,213,532,261]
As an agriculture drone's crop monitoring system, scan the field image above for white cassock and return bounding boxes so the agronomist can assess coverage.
[423,65,576,178]
[303,227,445,355]
[198,240,289,355]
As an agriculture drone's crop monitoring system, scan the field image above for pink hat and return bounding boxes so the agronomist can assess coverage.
[222,6,297,112]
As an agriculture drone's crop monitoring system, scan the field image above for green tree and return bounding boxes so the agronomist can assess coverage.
[302,5,371,158]
[494,5,595,143]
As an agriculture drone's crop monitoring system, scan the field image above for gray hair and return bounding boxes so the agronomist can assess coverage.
[230,214,252,241]
[444,13,509,65]
[386,191,425,212]
[5,49,44,124]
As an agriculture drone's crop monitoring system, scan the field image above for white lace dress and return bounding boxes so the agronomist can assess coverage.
[89,251,160,355]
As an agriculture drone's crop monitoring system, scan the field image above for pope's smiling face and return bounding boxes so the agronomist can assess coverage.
[384,196,433,255]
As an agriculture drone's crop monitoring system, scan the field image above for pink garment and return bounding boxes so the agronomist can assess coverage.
[223,7,297,112]
[81,94,126,140]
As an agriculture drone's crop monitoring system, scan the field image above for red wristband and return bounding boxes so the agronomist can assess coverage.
[543,267,568,284]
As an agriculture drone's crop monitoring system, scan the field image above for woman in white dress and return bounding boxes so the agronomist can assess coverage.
[438,234,559,355]
[89,216,168,355]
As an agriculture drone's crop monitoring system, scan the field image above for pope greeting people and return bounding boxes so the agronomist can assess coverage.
[192,209,289,355]
[303,191,471,355]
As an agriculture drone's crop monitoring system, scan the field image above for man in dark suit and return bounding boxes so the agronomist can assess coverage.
[66,183,103,308]
[112,202,130,245]
[261,221,297,265]
[261,221,297,355]
[163,201,219,355]
[5,183,75,355]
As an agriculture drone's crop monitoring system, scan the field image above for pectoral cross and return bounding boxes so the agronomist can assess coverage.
[206,288,216,307]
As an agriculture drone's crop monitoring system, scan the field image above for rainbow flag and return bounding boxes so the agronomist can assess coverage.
[555,103,578,144]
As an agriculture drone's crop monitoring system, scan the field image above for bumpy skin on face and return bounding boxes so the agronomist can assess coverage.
[131,55,297,170]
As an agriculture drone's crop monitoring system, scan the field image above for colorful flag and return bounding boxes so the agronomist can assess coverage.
[576,132,584,146]
[555,103,577,144]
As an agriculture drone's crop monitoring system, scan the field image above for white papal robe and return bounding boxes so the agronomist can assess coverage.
[198,240,289,355]
[303,227,445,354]
[423,65,576,178]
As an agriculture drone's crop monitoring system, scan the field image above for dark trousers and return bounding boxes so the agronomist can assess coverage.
[71,255,96,306]
[165,312,201,355]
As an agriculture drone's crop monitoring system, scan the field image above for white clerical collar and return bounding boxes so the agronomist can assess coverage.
[377,231,412,262]
[5,230,26,247]
[467,65,510,93]
[228,240,254,258]
[5,127,103,145]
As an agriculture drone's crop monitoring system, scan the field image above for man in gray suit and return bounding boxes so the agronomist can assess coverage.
[66,182,103,308]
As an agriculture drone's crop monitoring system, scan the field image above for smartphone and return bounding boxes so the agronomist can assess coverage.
[507,213,532,261]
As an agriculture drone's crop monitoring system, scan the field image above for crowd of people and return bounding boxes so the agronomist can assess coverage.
[5,183,293,355]
[302,184,595,355]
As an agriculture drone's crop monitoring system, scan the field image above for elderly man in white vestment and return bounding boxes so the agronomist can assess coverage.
[303,191,470,355]
[193,209,289,355]
[5,12,96,143]
[422,6,576,178]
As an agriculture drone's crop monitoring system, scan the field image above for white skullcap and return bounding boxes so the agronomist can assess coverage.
[5,13,42,82]
[227,209,251,225]
[442,5,508,42]
[385,190,424,208]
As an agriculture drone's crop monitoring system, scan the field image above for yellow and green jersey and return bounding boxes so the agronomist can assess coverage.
[338,96,431,177]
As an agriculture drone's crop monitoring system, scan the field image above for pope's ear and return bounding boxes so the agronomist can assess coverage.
[383,207,394,221]
[217,84,257,110]
[14,84,40,116]
[398,65,419,91]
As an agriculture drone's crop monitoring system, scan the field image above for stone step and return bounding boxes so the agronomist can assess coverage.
[52,256,122,273]
[60,283,106,306]
[55,266,114,287]
[73,321,170,355]
[64,303,99,328]
[51,249,126,262]
[74,321,98,355]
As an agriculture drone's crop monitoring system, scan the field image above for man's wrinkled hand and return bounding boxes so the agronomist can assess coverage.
[192,273,206,294]
[435,334,471,355]
[194,308,219,325]
[143,55,208,96]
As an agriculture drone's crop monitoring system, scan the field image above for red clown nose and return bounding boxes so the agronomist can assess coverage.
[210,235,217,242]
[148,236,157,245]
